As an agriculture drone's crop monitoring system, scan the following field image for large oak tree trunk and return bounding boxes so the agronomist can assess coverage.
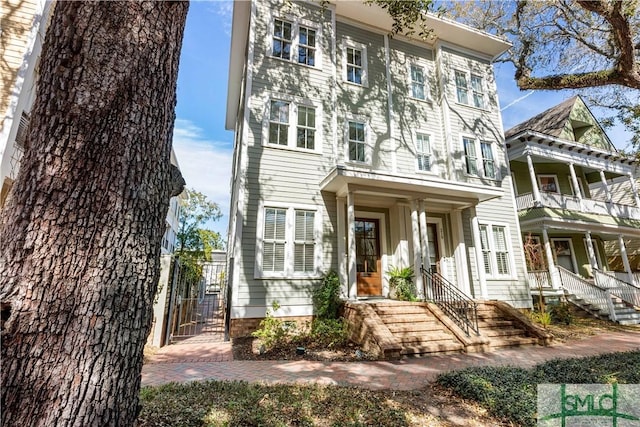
[1,2,188,425]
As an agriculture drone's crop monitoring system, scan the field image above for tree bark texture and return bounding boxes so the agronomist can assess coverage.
[0,2,188,426]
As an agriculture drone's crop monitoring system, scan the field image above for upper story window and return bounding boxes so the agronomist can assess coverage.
[269,100,290,146]
[455,70,486,109]
[348,121,366,162]
[272,19,292,60]
[265,97,321,153]
[416,133,432,172]
[343,39,368,86]
[538,175,559,193]
[271,17,321,67]
[410,65,426,100]
[296,106,315,150]
[470,75,485,109]
[463,137,497,179]
[298,26,316,66]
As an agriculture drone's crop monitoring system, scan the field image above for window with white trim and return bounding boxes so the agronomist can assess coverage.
[263,207,287,272]
[455,70,486,109]
[296,106,315,150]
[463,137,478,175]
[480,141,495,179]
[343,40,367,86]
[348,121,366,162]
[298,26,316,66]
[269,100,290,146]
[410,64,426,100]
[463,137,498,179]
[470,74,485,109]
[257,205,321,277]
[271,18,320,67]
[538,175,559,193]
[479,224,512,276]
[272,19,292,60]
[416,133,432,172]
[265,98,320,153]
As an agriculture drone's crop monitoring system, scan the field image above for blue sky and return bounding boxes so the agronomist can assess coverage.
[172,1,633,241]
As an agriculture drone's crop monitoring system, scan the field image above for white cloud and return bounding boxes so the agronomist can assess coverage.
[172,118,233,236]
[206,0,233,37]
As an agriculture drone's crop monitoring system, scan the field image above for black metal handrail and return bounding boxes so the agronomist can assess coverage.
[421,267,479,336]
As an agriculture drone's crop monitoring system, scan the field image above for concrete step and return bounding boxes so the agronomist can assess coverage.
[482,328,527,338]
[618,318,640,325]
[372,305,430,315]
[401,340,464,355]
[395,331,456,343]
[377,313,434,323]
[490,336,539,348]
[386,322,444,333]
[477,319,517,328]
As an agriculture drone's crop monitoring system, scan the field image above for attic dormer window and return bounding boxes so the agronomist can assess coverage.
[570,119,593,142]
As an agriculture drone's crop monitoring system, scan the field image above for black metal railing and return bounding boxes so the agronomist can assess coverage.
[421,267,479,336]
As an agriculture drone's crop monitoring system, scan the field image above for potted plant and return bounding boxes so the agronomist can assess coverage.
[387,266,416,301]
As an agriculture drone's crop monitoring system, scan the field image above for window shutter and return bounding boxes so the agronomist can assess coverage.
[15,112,30,149]
[492,226,509,275]
[479,225,491,274]
[294,210,315,272]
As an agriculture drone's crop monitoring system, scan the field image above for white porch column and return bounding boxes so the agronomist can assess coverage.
[568,163,582,201]
[584,231,598,272]
[452,209,471,295]
[618,235,634,284]
[541,227,560,289]
[418,200,430,272]
[599,170,612,204]
[336,196,347,297]
[628,172,640,209]
[347,191,357,299]
[526,152,541,204]
[471,210,488,299]
[410,200,424,298]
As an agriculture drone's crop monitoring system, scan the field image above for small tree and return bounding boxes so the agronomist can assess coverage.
[176,188,223,259]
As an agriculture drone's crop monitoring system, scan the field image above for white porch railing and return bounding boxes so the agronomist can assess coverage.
[515,192,640,220]
[594,269,640,308]
[528,270,551,289]
[614,271,640,286]
[557,266,616,320]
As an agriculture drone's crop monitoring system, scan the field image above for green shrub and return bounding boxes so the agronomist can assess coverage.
[387,265,417,301]
[252,301,297,350]
[548,303,573,325]
[313,271,343,320]
[530,310,552,328]
[310,318,348,348]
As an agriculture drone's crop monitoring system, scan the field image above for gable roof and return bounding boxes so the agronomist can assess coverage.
[505,95,616,152]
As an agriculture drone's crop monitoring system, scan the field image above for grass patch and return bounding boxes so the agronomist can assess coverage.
[137,381,501,426]
[436,350,640,427]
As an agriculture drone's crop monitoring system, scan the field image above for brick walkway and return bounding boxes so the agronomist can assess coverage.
[141,330,640,389]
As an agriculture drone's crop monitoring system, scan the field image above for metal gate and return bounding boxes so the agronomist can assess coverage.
[165,256,226,344]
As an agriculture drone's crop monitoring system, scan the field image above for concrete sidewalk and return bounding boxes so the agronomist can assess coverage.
[141,330,640,390]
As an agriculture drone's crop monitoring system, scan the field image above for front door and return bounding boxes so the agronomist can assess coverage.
[427,223,441,273]
[355,218,382,296]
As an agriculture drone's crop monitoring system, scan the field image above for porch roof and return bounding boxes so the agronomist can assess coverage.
[320,165,504,204]
[518,207,640,238]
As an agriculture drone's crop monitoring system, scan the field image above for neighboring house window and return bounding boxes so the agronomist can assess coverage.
[265,98,321,153]
[296,106,316,150]
[470,74,485,109]
[416,133,432,172]
[294,210,315,272]
[257,205,321,277]
[262,208,287,272]
[348,121,366,162]
[269,100,290,146]
[346,47,363,84]
[455,71,469,104]
[298,26,316,66]
[538,175,559,193]
[273,19,292,60]
[463,137,478,175]
[410,64,426,100]
[552,238,577,273]
[480,141,495,179]
[479,224,512,276]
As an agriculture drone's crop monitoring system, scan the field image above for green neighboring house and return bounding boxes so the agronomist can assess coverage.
[505,96,640,323]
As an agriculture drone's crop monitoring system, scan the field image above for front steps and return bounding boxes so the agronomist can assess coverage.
[566,293,640,325]
[344,300,550,359]
[371,303,464,356]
